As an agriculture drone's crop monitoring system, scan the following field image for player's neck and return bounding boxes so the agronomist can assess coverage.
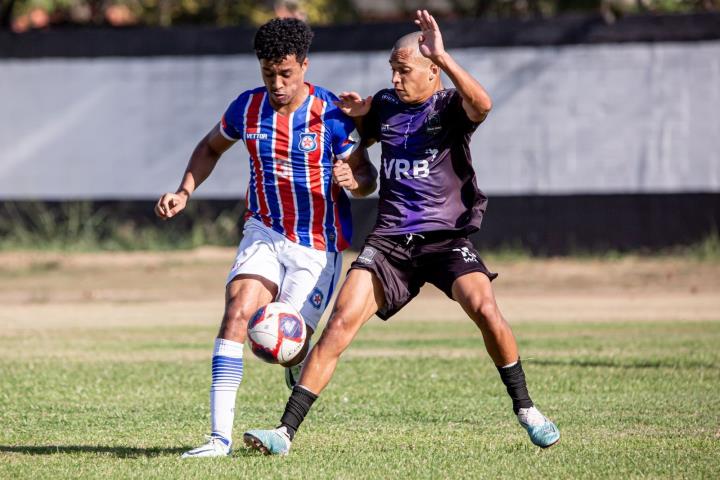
[407,84,443,105]
[270,83,310,116]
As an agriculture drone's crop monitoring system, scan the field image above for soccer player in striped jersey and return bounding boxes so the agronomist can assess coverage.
[154,18,377,458]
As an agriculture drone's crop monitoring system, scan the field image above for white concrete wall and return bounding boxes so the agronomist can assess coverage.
[1,41,719,199]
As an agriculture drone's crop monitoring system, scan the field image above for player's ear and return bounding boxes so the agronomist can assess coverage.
[301,57,309,73]
[429,63,439,81]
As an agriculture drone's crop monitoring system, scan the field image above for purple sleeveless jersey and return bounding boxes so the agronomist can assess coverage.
[362,88,488,235]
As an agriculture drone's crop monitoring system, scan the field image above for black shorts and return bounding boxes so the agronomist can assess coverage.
[350,232,498,320]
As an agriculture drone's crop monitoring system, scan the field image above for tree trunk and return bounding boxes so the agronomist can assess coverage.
[1,0,17,29]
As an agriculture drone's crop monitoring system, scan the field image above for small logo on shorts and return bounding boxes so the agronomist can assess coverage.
[358,246,377,264]
[308,287,324,310]
[453,247,478,263]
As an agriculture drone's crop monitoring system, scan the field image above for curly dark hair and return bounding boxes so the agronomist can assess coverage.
[254,18,314,63]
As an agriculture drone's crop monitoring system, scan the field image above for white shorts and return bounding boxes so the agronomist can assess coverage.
[226,218,343,332]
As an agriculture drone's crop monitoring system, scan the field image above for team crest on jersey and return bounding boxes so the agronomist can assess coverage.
[308,287,324,310]
[298,132,318,152]
[425,114,442,135]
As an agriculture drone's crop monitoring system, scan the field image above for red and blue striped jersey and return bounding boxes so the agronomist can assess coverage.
[220,84,358,252]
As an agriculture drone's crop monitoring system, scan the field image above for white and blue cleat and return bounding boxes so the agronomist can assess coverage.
[243,427,292,455]
[180,435,232,458]
[517,407,560,448]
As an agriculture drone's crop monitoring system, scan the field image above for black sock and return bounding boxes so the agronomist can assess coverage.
[278,385,318,441]
[497,358,534,414]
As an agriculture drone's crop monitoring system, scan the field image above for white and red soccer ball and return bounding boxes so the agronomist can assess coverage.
[247,302,306,365]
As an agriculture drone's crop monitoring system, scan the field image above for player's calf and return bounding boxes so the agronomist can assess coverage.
[316,312,357,358]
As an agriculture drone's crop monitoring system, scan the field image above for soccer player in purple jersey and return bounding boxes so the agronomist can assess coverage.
[155,18,376,458]
[244,10,559,454]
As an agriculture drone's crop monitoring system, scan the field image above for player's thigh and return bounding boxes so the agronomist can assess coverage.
[225,218,283,289]
[278,245,342,333]
[223,220,283,320]
[225,274,278,307]
[451,272,503,326]
[451,271,495,307]
[422,238,498,307]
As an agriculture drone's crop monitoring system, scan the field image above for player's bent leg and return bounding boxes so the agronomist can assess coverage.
[451,272,559,448]
[244,269,385,455]
[298,268,384,394]
[183,274,278,458]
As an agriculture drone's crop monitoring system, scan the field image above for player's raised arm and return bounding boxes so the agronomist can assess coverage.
[414,9,492,123]
[332,147,378,198]
[155,124,234,220]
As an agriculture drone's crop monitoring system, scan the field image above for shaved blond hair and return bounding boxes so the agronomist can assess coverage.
[391,32,432,66]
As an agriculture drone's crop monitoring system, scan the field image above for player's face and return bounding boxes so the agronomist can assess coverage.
[260,54,308,107]
[389,48,435,104]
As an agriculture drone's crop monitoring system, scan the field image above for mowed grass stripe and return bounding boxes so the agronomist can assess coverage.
[2,318,719,478]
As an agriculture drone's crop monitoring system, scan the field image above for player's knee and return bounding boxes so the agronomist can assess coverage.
[476,298,501,326]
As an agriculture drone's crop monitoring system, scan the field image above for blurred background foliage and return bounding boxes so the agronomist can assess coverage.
[1,0,718,31]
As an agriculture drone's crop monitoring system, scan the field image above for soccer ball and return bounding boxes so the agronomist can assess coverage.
[247,302,307,365]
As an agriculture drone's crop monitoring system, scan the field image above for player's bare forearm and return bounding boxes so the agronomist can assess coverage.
[156,125,232,220]
[176,124,233,199]
[433,52,492,123]
[176,140,219,199]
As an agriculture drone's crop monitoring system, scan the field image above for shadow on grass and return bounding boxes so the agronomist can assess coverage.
[0,445,187,458]
[531,358,717,369]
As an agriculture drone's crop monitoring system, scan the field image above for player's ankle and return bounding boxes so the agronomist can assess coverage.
[279,385,318,441]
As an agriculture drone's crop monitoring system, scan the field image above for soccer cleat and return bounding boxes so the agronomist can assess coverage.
[517,406,560,448]
[180,435,232,458]
[243,427,292,455]
[285,363,302,389]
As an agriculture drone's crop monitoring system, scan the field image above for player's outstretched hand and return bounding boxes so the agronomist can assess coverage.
[333,92,372,117]
[332,159,359,191]
[414,9,445,61]
[155,192,188,220]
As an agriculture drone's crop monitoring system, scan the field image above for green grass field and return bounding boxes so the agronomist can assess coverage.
[1,251,719,478]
